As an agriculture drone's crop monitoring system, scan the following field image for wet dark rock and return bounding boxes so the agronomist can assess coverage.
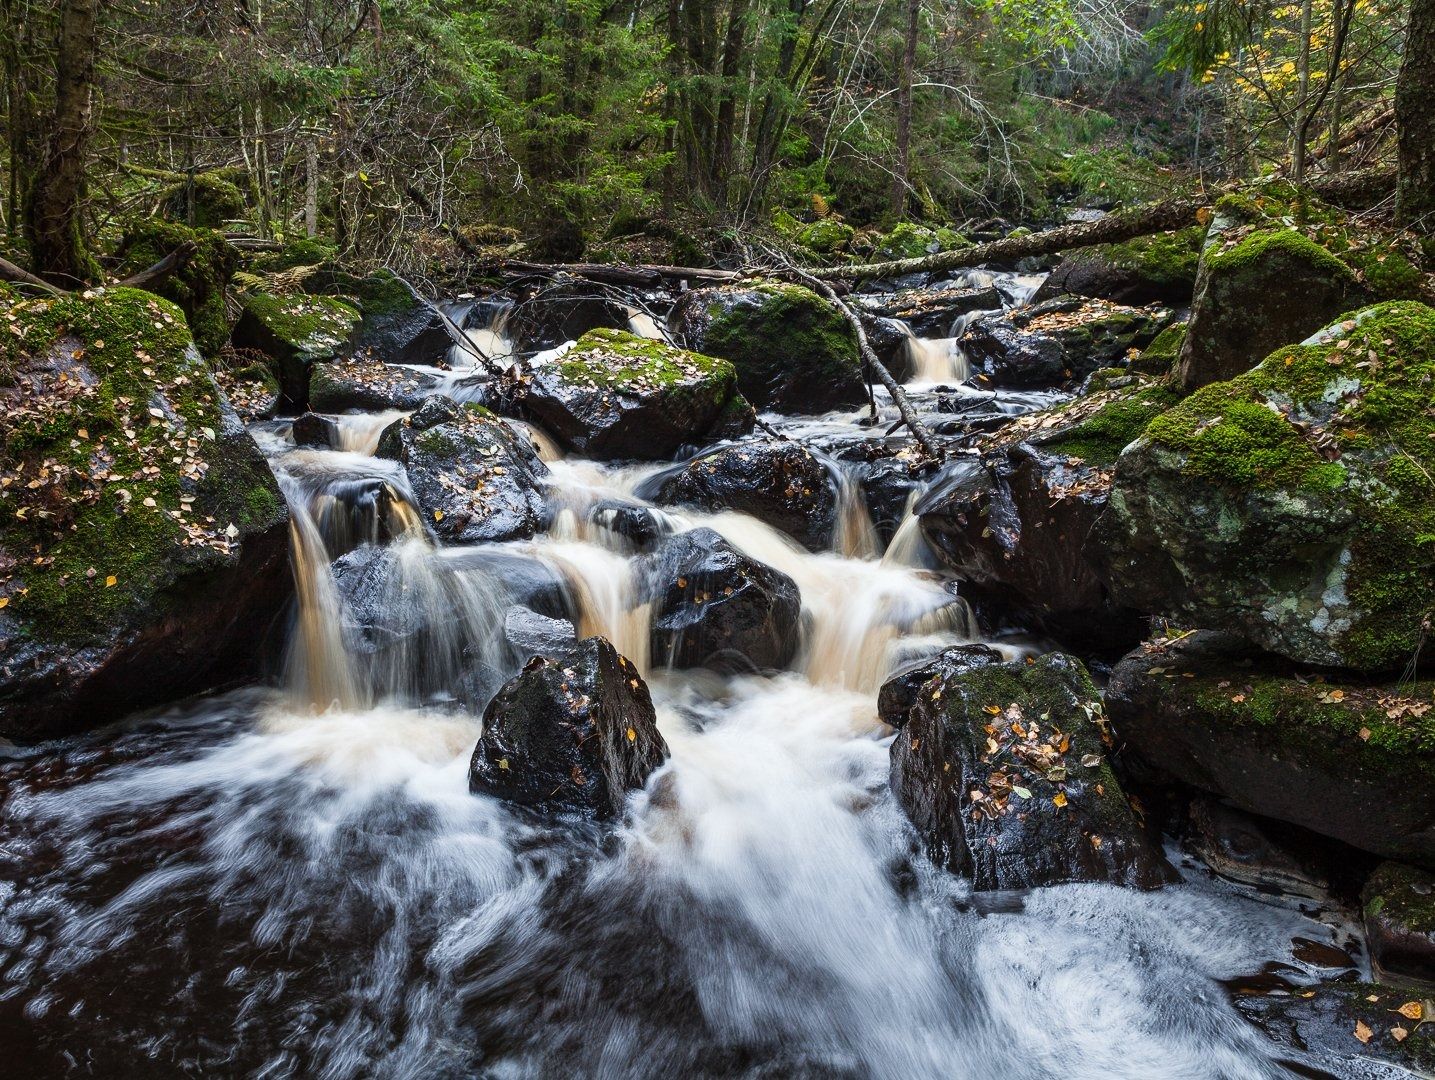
[1233,981,1435,1077]
[963,298,1169,389]
[1362,862,1435,985]
[669,282,867,413]
[231,290,362,411]
[854,286,1003,338]
[520,329,753,460]
[1032,228,1204,308]
[1186,798,1330,898]
[860,315,916,383]
[291,412,339,448]
[0,288,291,741]
[377,396,550,544]
[469,636,669,819]
[1100,302,1435,671]
[1106,631,1435,868]
[849,453,931,546]
[644,528,802,674]
[643,438,837,552]
[503,273,633,353]
[882,649,1176,890]
[589,500,676,552]
[302,266,453,365]
[917,446,1141,656]
[502,607,579,664]
[308,355,443,412]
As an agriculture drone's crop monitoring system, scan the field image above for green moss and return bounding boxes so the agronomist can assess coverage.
[559,327,737,403]
[876,222,945,260]
[115,220,236,356]
[242,291,359,356]
[1208,228,1356,286]
[797,219,855,255]
[0,287,282,644]
[1047,383,1183,466]
[303,266,413,319]
[1363,862,1435,928]
[1130,322,1187,376]
[704,281,859,389]
[245,237,336,273]
[158,171,248,229]
[1100,227,1203,291]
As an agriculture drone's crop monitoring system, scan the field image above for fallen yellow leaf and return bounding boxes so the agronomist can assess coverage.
[433,510,444,521]
[1354,1020,1373,1044]
[626,727,637,742]
[105,575,118,587]
[1053,791,1068,808]
[1396,1001,1424,1021]
[1393,1026,1409,1042]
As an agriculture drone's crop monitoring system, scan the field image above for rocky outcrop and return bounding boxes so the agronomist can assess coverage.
[643,438,837,552]
[1032,228,1203,307]
[376,396,550,544]
[669,282,866,413]
[644,528,802,674]
[882,647,1175,891]
[468,636,669,818]
[114,221,237,356]
[1106,631,1435,868]
[1362,862,1435,986]
[0,287,290,741]
[231,290,361,411]
[962,298,1169,388]
[520,328,753,460]
[1101,302,1435,671]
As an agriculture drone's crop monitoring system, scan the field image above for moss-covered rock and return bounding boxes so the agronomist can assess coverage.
[376,395,550,544]
[307,354,442,413]
[669,281,866,413]
[1107,631,1435,867]
[114,220,237,356]
[1127,320,1186,377]
[1362,862,1435,985]
[1102,302,1435,671]
[231,290,361,411]
[873,222,968,261]
[157,169,248,229]
[520,328,753,460]
[1033,227,1204,307]
[301,265,451,365]
[796,219,855,255]
[0,287,289,740]
[882,647,1175,890]
[963,297,1171,388]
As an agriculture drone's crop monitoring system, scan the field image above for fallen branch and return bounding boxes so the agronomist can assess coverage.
[496,260,742,287]
[0,255,65,295]
[113,242,197,290]
[385,267,509,380]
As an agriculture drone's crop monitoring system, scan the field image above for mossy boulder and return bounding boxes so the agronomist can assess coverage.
[1101,302,1435,671]
[797,219,855,255]
[468,635,669,819]
[114,220,237,356]
[520,328,754,460]
[1107,631,1435,868]
[874,223,968,262]
[308,355,442,413]
[302,266,451,365]
[1034,227,1204,307]
[0,287,289,740]
[1127,320,1186,377]
[376,395,550,544]
[231,290,361,411]
[669,282,866,413]
[1362,862,1435,986]
[963,297,1171,388]
[882,646,1175,890]
[641,437,838,552]
[157,169,248,229]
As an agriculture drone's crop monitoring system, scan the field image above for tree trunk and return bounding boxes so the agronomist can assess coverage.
[1291,0,1313,185]
[305,135,319,238]
[27,0,99,285]
[891,0,919,218]
[1397,0,1435,227]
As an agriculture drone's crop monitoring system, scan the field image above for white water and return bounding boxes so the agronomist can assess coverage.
[0,294,1366,1078]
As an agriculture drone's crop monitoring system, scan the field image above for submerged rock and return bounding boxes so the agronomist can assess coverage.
[1184,798,1330,899]
[644,528,802,674]
[376,396,550,544]
[1106,631,1435,868]
[882,648,1175,891]
[1362,862,1435,986]
[231,290,361,411]
[670,282,866,413]
[1101,302,1435,671]
[0,287,290,740]
[468,636,669,818]
[962,298,1168,388]
[644,438,837,552]
[521,328,753,460]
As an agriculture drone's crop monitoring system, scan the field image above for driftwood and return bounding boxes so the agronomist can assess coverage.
[495,260,741,287]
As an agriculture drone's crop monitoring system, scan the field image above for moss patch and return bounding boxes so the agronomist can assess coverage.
[558,327,737,406]
[1046,383,1183,466]
[114,220,237,356]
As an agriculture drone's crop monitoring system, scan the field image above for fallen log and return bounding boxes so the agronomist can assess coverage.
[114,241,197,290]
[0,255,65,295]
[495,260,742,287]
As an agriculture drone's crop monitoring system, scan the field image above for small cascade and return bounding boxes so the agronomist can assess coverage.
[831,465,880,561]
[534,535,652,675]
[882,489,939,569]
[625,305,667,341]
[445,299,515,369]
[903,330,970,384]
[329,409,408,454]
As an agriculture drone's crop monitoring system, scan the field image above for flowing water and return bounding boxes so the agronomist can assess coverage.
[0,293,1372,1078]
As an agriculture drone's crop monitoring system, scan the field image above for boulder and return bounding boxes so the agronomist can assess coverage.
[114,221,237,356]
[1176,208,1370,391]
[502,606,578,664]
[303,266,452,365]
[376,396,550,544]
[1184,798,1329,899]
[588,500,677,552]
[1032,227,1203,307]
[1362,862,1435,986]
[307,355,443,412]
[290,412,339,448]
[797,219,855,254]
[0,287,290,741]
[669,282,866,413]
[854,285,1003,338]
[643,438,837,552]
[1106,631,1435,868]
[503,273,632,353]
[468,636,669,819]
[882,648,1175,890]
[873,222,969,261]
[520,328,753,460]
[1101,302,1435,671]
[963,298,1169,388]
[231,290,361,411]
[644,528,802,674]
[859,315,916,382]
